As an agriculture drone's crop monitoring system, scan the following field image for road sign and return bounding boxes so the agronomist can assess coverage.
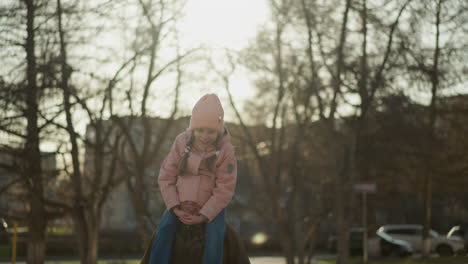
[353,183,376,264]
[353,183,376,192]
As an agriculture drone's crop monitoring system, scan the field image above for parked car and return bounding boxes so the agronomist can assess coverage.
[376,230,414,257]
[0,219,7,232]
[447,225,467,253]
[327,227,413,257]
[378,224,465,256]
[447,225,466,240]
[0,219,10,260]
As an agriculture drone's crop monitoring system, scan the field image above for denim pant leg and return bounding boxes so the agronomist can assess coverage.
[202,209,226,264]
[150,210,178,264]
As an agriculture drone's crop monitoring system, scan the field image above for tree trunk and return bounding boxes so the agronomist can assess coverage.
[56,0,101,262]
[27,200,46,264]
[129,169,153,248]
[334,0,352,263]
[336,177,349,264]
[73,210,87,263]
[72,206,101,264]
[422,0,442,257]
[275,217,294,264]
[24,0,47,263]
[88,229,99,264]
[86,208,100,264]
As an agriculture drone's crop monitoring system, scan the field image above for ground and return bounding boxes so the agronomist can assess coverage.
[2,255,468,264]
[0,257,287,264]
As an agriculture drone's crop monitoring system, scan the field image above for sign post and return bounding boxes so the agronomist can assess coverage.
[12,221,17,264]
[353,183,376,264]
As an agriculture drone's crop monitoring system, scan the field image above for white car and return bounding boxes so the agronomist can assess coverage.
[377,224,465,256]
[327,227,413,257]
[447,225,465,240]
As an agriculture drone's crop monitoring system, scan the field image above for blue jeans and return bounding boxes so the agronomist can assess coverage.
[149,209,226,264]
[203,209,226,263]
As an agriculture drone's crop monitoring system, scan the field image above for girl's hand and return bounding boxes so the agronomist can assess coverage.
[173,207,191,221]
[179,213,208,225]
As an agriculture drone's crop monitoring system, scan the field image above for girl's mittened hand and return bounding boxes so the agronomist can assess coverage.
[179,214,205,225]
[173,207,190,219]
[173,207,196,224]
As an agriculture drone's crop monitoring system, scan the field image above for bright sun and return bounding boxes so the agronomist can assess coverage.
[177,0,269,119]
[179,0,269,49]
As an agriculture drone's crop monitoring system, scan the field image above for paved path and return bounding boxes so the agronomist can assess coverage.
[1,256,326,264]
[250,256,327,264]
[0,259,287,264]
[250,256,285,264]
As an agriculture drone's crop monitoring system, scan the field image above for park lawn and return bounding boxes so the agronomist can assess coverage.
[317,256,468,264]
[19,261,142,264]
[98,260,140,264]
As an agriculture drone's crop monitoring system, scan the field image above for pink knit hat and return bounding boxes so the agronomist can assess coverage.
[189,93,224,133]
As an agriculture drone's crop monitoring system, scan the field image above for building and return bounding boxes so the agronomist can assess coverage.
[0,147,56,218]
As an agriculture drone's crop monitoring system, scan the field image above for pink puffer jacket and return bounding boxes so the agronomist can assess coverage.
[158,128,237,222]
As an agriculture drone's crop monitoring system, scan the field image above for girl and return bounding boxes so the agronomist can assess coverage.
[150,93,237,264]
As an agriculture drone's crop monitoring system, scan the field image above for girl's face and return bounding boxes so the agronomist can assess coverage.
[193,127,218,147]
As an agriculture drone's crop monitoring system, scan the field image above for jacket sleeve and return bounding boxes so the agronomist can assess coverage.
[158,134,184,210]
[199,144,237,222]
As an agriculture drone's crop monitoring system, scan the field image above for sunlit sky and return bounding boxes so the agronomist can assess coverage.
[3,0,465,154]
[180,0,268,49]
[176,0,269,118]
[37,0,270,152]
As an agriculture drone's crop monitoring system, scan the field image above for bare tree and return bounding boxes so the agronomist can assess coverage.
[396,0,468,256]
[0,0,144,262]
[210,1,340,262]
[219,0,417,263]
[52,1,129,262]
[0,1,53,262]
[0,0,78,260]
[108,0,198,247]
[35,0,171,262]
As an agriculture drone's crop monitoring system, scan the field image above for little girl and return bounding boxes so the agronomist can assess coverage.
[150,93,237,264]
